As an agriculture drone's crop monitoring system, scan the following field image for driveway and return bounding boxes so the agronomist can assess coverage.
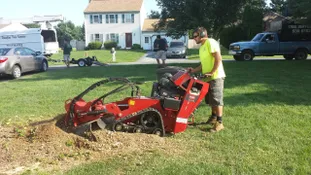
[47,52,311,70]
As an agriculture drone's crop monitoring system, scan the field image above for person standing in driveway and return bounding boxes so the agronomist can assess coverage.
[63,39,72,67]
[188,27,226,132]
[153,35,168,67]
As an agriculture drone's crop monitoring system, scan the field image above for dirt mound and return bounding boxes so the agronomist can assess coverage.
[0,116,183,174]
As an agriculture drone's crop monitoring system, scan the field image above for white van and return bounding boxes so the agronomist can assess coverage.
[0,28,59,56]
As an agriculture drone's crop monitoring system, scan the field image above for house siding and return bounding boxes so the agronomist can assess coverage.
[85,12,142,49]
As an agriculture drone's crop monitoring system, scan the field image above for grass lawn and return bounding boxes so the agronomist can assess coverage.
[50,49,146,64]
[1,61,311,174]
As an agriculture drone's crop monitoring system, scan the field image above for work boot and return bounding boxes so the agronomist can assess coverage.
[206,116,217,125]
[209,122,224,132]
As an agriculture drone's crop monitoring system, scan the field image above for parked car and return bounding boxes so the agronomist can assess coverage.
[0,47,48,78]
[166,41,187,58]
[229,22,311,61]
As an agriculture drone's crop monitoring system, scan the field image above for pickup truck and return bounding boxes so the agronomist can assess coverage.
[228,32,311,61]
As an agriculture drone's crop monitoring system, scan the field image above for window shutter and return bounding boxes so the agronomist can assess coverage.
[131,14,134,23]
[90,15,93,24]
[116,34,119,43]
[106,15,109,23]
[122,14,125,23]
[115,14,118,23]
[106,34,109,41]
[99,15,102,24]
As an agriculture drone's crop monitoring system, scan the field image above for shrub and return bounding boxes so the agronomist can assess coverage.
[219,25,247,49]
[104,41,118,50]
[131,44,142,50]
[87,41,102,50]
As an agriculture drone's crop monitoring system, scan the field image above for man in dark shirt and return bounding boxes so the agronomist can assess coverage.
[153,35,168,67]
[63,39,72,67]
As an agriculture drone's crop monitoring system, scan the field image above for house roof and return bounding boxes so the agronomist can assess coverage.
[84,0,143,13]
[0,24,9,29]
[142,19,159,32]
[263,11,286,22]
[142,18,174,32]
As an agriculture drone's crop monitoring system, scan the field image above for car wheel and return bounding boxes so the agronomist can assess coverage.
[41,60,48,71]
[241,50,254,61]
[283,54,294,60]
[12,65,21,79]
[294,49,308,60]
[78,59,86,67]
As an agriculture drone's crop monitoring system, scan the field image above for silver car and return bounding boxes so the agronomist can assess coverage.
[0,47,48,78]
[166,41,187,58]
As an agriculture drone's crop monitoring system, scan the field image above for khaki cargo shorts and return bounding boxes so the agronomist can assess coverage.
[155,50,166,60]
[63,54,70,62]
[205,78,225,106]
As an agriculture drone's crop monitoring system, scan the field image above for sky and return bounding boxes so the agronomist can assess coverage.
[0,0,160,26]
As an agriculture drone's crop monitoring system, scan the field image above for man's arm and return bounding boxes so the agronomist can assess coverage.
[206,51,222,76]
[188,64,202,73]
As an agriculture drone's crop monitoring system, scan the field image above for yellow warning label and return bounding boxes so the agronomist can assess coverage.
[129,100,135,106]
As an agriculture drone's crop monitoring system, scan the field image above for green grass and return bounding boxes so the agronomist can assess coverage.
[1,61,311,174]
[50,49,146,64]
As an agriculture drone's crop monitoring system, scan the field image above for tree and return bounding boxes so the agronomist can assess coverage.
[156,0,253,39]
[54,21,84,47]
[288,0,311,24]
[148,10,161,19]
[269,0,288,15]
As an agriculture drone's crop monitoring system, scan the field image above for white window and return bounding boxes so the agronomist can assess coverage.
[91,34,103,42]
[106,33,119,43]
[145,37,149,43]
[122,14,134,23]
[106,14,118,24]
[90,14,102,24]
[95,34,100,41]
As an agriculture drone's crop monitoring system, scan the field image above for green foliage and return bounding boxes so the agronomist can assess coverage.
[220,4,264,48]
[269,0,311,25]
[148,10,161,19]
[156,0,257,38]
[65,140,74,147]
[87,41,102,50]
[220,25,247,49]
[241,5,264,38]
[288,0,311,25]
[54,21,84,48]
[103,41,118,50]
[131,44,142,50]
[24,23,41,28]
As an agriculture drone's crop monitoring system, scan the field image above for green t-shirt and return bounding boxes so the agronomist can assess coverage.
[63,43,72,55]
[199,38,226,81]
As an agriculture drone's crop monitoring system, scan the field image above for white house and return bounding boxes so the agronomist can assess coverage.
[84,0,146,49]
[84,0,188,50]
[141,19,188,50]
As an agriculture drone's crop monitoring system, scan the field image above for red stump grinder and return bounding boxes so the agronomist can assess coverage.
[64,67,209,136]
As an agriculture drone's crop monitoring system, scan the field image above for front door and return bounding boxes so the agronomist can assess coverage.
[125,33,132,48]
